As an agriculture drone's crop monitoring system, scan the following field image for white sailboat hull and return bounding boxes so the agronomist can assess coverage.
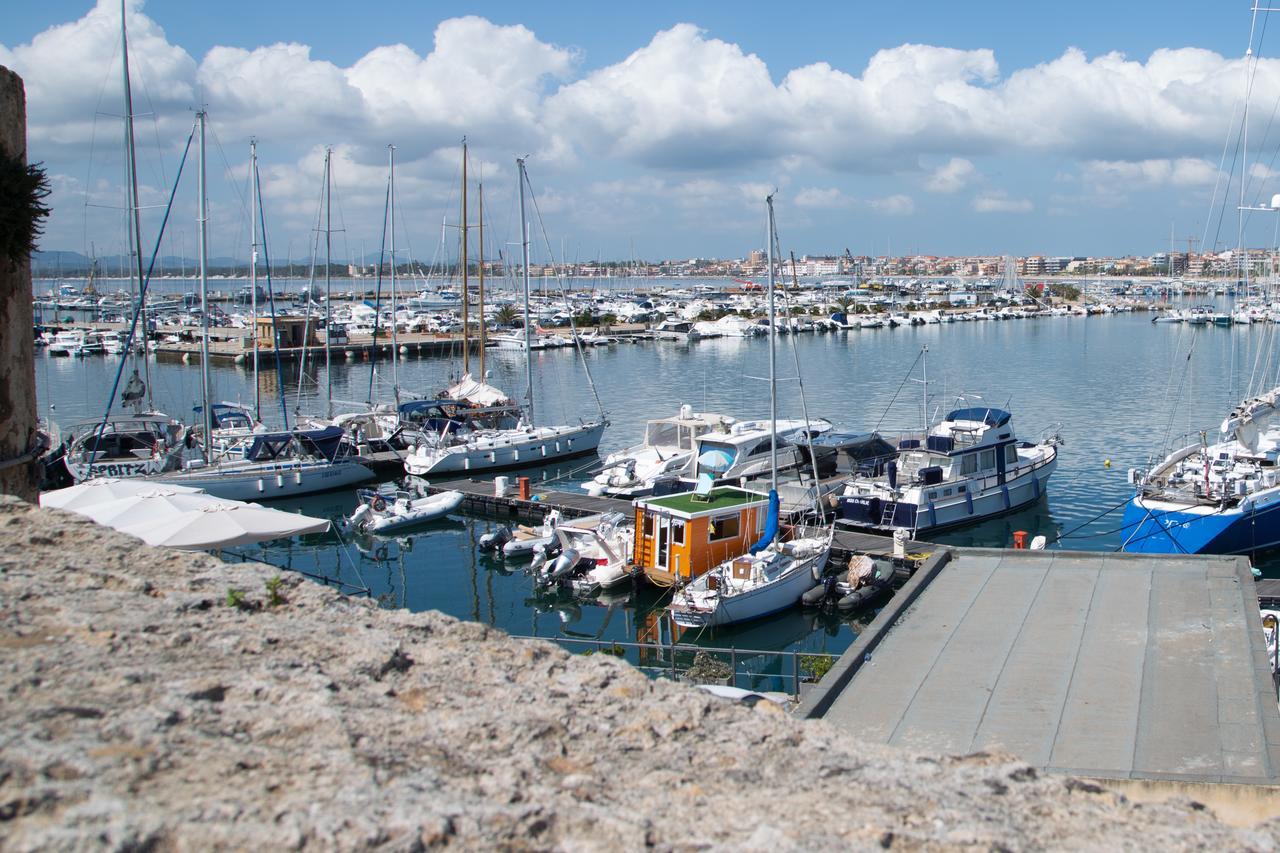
[149,459,374,501]
[672,547,830,629]
[403,421,606,476]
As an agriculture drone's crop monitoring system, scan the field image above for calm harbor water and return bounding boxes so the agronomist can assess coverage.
[35,296,1280,680]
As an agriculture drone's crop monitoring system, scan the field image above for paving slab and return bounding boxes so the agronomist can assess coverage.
[822,548,1280,783]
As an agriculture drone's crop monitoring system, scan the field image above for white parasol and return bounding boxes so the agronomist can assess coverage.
[39,478,206,512]
[114,503,330,550]
[78,490,240,527]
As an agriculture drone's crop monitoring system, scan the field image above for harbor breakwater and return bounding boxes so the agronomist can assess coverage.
[0,494,1276,849]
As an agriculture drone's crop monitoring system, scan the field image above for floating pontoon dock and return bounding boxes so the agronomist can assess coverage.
[801,548,1280,785]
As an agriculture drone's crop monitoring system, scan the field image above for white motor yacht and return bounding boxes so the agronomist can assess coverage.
[835,406,1061,535]
[583,405,736,497]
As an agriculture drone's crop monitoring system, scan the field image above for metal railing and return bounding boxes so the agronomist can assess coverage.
[510,634,839,699]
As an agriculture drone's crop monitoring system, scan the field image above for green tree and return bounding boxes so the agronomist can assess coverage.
[493,304,520,327]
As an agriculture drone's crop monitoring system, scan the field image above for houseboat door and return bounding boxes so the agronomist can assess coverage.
[653,516,686,576]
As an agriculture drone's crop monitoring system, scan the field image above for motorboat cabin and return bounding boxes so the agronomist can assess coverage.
[836,407,1060,535]
[583,405,735,497]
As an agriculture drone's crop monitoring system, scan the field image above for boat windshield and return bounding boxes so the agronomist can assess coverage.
[645,420,690,450]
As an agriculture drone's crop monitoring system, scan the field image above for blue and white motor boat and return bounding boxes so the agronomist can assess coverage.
[1122,387,1280,555]
[835,407,1061,536]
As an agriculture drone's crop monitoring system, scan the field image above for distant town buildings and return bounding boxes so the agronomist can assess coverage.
[28,246,1280,281]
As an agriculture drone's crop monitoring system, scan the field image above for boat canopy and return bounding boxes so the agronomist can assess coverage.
[446,374,512,407]
[193,403,254,430]
[944,407,1011,427]
[245,425,345,462]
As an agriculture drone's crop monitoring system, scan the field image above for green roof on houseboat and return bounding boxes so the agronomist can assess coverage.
[638,487,767,516]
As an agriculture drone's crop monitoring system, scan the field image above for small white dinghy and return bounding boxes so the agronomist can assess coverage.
[341,484,464,535]
[478,510,563,559]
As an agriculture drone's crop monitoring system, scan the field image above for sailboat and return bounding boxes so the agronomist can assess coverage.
[144,113,373,501]
[668,195,832,628]
[63,1,186,485]
[1121,9,1280,556]
[403,156,606,477]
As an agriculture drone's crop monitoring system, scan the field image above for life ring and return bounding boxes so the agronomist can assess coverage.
[371,496,387,512]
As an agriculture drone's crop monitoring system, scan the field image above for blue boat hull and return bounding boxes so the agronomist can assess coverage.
[1120,497,1280,555]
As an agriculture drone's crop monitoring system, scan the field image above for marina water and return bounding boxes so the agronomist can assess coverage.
[35,288,1275,682]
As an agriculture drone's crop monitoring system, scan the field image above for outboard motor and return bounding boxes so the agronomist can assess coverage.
[548,548,581,582]
[529,544,549,577]
[478,525,512,553]
[340,503,372,535]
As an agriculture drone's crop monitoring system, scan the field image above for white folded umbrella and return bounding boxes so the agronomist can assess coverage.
[79,490,240,527]
[115,503,330,550]
[39,478,207,512]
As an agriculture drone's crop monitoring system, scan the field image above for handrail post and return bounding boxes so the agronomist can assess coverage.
[792,650,800,698]
[730,647,737,689]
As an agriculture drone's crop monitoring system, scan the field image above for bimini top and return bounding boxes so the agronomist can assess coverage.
[944,407,1011,428]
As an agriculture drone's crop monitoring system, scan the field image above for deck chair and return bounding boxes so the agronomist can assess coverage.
[690,473,715,502]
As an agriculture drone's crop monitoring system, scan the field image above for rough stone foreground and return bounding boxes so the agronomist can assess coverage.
[1,496,1277,851]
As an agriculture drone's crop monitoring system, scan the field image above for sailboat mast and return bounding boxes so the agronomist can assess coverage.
[120,0,152,409]
[461,139,470,376]
[766,193,777,493]
[518,158,534,425]
[921,345,930,430]
[324,147,332,418]
[478,180,486,380]
[250,138,260,421]
[388,145,400,405]
[197,110,213,462]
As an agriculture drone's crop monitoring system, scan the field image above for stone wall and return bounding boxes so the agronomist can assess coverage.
[0,496,1276,849]
[0,66,37,500]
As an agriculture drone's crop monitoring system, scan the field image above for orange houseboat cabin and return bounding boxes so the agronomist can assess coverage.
[633,487,769,585]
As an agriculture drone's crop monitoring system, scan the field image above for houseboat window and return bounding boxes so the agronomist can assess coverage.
[928,491,938,500]
[642,516,654,536]
[980,449,996,470]
[960,454,978,475]
[943,488,952,496]
[709,515,740,541]
[1005,444,1018,465]
[958,484,966,493]
[671,521,685,544]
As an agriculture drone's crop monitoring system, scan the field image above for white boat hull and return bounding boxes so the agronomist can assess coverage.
[363,491,465,533]
[672,547,830,629]
[404,421,606,477]
[149,459,374,501]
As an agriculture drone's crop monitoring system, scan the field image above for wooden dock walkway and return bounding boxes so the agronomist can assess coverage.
[425,477,633,523]
[424,476,917,558]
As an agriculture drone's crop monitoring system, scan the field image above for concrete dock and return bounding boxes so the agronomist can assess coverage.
[802,549,1280,785]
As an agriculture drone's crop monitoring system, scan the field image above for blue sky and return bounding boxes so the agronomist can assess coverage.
[5,1,1279,264]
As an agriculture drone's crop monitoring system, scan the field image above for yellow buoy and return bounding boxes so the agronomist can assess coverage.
[1103,459,1111,468]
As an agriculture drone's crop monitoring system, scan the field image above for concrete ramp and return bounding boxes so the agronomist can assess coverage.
[817,550,1280,784]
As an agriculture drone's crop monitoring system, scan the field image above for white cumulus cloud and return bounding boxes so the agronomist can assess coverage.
[972,193,1033,213]
[869,194,915,216]
[926,158,977,192]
